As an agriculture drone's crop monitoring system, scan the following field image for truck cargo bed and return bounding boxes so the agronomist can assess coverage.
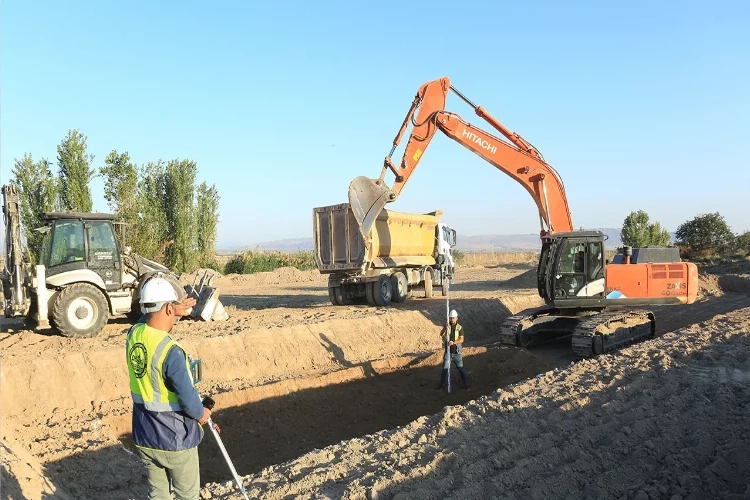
[312,203,441,275]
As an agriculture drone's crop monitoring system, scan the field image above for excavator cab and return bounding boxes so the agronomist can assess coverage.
[538,232,606,307]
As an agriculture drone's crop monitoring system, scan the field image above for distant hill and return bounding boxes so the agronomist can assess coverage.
[218,228,671,253]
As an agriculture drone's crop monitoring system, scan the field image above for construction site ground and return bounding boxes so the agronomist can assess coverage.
[1,258,749,499]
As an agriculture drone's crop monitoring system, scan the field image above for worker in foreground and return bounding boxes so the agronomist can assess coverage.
[437,309,470,390]
[125,277,211,500]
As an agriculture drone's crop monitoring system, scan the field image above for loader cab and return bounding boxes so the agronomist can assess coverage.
[39,212,122,291]
[537,231,606,306]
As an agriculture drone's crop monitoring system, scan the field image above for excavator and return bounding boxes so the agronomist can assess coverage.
[1,183,228,338]
[348,76,699,358]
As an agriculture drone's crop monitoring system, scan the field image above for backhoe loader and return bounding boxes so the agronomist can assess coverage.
[1,183,228,338]
[349,76,699,358]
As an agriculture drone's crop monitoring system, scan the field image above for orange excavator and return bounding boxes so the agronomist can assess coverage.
[348,76,699,358]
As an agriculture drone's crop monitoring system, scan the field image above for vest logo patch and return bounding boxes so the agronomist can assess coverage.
[129,342,148,378]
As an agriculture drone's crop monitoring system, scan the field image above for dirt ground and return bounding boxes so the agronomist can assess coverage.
[1,260,749,499]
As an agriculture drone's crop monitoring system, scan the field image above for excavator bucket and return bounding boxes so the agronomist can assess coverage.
[348,176,393,237]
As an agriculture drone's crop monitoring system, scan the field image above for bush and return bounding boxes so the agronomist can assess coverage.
[452,249,466,264]
[224,250,316,274]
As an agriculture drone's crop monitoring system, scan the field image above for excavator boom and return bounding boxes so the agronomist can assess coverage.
[349,76,573,237]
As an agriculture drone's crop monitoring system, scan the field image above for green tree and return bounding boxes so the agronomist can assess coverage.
[99,150,140,249]
[136,160,168,260]
[620,210,671,249]
[195,181,220,268]
[57,129,95,212]
[734,231,750,256]
[675,212,736,257]
[11,153,60,263]
[163,159,198,272]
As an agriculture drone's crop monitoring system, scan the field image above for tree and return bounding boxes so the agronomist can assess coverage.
[734,231,750,256]
[11,153,60,263]
[675,212,736,257]
[57,129,95,212]
[195,181,220,268]
[163,159,198,272]
[620,210,671,249]
[136,160,168,260]
[99,150,140,248]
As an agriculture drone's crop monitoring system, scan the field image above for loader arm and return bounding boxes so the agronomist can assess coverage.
[348,76,574,238]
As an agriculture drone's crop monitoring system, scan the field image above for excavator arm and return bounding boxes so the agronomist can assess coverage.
[349,76,574,238]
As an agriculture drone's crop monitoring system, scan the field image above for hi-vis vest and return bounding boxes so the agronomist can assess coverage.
[126,323,192,412]
[448,324,463,342]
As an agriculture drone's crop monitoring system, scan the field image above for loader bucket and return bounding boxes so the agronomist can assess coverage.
[348,176,393,237]
[184,270,229,322]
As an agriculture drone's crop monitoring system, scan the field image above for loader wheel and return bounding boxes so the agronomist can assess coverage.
[424,269,434,299]
[52,283,109,338]
[391,273,408,303]
[372,275,392,306]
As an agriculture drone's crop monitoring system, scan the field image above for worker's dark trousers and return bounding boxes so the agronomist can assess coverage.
[439,351,469,388]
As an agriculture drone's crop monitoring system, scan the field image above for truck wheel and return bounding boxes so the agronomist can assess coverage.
[328,287,340,305]
[52,283,109,338]
[424,269,433,299]
[391,273,408,303]
[366,282,377,305]
[373,275,392,306]
[335,286,353,305]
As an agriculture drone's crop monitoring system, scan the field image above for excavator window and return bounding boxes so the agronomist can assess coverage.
[49,220,85,267]
[588,242,604,281]
[554,240,587,297]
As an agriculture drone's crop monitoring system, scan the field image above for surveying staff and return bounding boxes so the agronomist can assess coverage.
[437,309,470,390]
[126,277,210,500]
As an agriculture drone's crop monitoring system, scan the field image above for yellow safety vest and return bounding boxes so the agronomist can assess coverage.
[126,323,192,412]
[448,324,463,341]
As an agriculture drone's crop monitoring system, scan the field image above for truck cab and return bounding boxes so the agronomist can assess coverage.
[436,222,457,280]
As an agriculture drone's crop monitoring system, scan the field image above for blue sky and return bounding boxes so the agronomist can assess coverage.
[2,1,748,249]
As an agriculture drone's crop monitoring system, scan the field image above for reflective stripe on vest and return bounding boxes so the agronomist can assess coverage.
[126,323,192,412]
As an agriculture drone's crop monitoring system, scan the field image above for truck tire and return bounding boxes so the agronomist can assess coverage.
[52,282,109,338]
[424,269,433,299]
[334,286,353,305]
[391,272,408,303]
[328,286,340,305]
[373,275,392,306]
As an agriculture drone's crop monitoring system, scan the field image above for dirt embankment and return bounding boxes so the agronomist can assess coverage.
[203,306,750,500]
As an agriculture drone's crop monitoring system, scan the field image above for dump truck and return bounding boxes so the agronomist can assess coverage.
[313,202,457,306]
[1,183,228,338]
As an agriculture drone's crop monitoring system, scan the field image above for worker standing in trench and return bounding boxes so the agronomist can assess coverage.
[437,309,470,390]
[126,277,212,500]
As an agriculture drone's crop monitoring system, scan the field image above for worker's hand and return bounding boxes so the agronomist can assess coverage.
[175,297,197,317]
[198,407,211,425]
[449,341,455,346]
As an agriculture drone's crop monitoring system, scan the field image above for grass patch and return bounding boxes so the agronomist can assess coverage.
[223,250,316,275]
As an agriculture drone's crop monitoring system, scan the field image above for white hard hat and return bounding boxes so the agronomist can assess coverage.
[449,309,458,318]
[140,277,178,313]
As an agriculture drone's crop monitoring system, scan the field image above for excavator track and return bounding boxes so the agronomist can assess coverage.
[499,306,560,347]
[571,309,655,359]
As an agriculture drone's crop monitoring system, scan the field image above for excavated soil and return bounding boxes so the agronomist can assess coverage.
[1,263,750,499]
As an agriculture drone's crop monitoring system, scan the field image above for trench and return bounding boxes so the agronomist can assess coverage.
[181,345,560,484]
